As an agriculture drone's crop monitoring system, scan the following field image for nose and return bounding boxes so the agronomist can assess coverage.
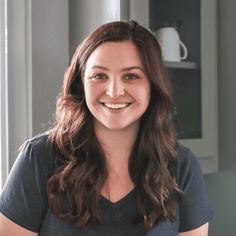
[106,79,125,98]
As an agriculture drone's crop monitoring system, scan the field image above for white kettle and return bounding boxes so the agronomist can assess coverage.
[156,27,188,62]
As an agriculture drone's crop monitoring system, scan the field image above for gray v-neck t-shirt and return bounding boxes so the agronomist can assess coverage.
[0,134,213,235]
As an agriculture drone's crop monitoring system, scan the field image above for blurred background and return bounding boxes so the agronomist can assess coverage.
[0,0,235,235]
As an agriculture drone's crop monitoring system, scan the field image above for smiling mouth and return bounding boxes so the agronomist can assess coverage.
[102,103,131,110]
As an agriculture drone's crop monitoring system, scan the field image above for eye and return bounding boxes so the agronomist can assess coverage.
[91,73,108,80]
[124,74,139,80]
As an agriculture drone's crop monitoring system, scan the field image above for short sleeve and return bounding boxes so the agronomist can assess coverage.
[0,136,52,232]
[177,147,214,232]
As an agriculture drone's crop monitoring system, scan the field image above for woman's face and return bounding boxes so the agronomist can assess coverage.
[83,41,151,132]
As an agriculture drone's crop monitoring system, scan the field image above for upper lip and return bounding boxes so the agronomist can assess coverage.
[99,99,133,103]
[100,101,132,109]
[102,101,131,105]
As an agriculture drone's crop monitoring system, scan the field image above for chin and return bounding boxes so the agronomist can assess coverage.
[105,122,140,132]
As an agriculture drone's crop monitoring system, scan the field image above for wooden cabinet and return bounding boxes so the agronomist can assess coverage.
[122,0,218,174]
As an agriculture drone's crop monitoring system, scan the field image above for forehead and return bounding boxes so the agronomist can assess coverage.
[85,41,143,68]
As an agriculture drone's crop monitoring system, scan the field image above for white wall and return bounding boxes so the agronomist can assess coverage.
[69,0,121,56]
[7,0,123,169]
[31,0,69,135]
[5,0,69,170]
[7,0,32,168]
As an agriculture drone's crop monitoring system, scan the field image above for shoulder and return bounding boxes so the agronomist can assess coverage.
[23,132,51,153]
[176,145,199,168]
[0,132,56,232]
[174,144,203,189]
[16,132,56,177]
[174,145,214,231]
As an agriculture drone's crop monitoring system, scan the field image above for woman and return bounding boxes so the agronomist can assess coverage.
[0,20,213,235]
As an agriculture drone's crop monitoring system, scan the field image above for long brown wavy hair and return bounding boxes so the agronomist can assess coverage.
[47,20,181,229]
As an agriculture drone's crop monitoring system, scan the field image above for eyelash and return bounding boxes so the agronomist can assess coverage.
[123,74,139,80]
[91,73,108,80]
[90,73,140,81]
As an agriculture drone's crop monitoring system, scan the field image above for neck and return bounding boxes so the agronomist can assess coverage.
[95,122,138,202]
[94,122,139,162]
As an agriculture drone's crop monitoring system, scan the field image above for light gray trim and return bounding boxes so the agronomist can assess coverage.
[129,0,149,29]
[0,0,9,189]
[25,0,33,140]
[180,0,218,174]
[120,0,130,20]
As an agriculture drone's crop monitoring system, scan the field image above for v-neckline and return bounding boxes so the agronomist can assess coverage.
[100,188,136,207]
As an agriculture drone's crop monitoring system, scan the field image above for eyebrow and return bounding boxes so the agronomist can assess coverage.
[91,65,145,73]
[122,66,144,73]
[91,65,109,71]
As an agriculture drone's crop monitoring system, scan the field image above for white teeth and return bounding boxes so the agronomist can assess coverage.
[104,103,129,109]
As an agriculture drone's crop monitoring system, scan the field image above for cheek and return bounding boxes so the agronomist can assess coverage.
[84,83,93,107]
[84,83,100,109]
[140,83,151,104]
[84,82,94,98]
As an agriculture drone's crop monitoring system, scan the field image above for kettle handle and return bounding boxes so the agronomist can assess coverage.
[180,40,188,60]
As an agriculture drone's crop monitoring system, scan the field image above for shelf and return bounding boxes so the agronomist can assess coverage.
[164,61,199,69]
